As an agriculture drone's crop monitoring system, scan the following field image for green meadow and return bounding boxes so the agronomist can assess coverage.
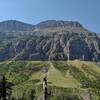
[0,60,100,100]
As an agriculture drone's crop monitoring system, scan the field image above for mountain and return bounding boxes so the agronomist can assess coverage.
[0,20,100,61]
[0,20,34,32]
[0,20,100,100]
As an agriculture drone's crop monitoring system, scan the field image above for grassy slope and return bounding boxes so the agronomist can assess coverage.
[46,62,79,88]
[0,60,100,99]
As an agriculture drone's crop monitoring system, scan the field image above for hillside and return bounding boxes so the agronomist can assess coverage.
[0,20,100,61]
[0,60,100,99]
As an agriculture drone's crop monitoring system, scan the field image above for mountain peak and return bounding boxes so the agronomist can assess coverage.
[36,20,83,29]
[0,20,90,33]
[0,20,34,32]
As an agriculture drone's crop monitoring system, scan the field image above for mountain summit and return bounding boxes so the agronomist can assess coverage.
[0,20,88,33]
[0,20,34,32]
[36,20,83,28]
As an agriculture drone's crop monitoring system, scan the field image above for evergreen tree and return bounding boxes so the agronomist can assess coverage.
[0,75,13,100]
[30,89,35,100]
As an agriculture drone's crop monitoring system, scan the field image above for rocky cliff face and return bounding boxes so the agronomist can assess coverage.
[0,20,100,61]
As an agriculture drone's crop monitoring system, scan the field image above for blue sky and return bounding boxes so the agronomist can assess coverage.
[0,0,100,33]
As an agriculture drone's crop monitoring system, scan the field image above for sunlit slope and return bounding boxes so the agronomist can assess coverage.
[0,60,100,88]
[0,60,100,99]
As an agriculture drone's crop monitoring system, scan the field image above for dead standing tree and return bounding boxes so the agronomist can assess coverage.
[43,77,48,100]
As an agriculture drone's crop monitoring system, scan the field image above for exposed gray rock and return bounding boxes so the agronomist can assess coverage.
[0,20,100,61]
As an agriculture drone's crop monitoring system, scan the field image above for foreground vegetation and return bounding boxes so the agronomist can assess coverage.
[0,60,100,100]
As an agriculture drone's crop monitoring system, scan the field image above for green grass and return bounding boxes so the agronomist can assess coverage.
[47,62,79,88]
[0,60,100,100]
